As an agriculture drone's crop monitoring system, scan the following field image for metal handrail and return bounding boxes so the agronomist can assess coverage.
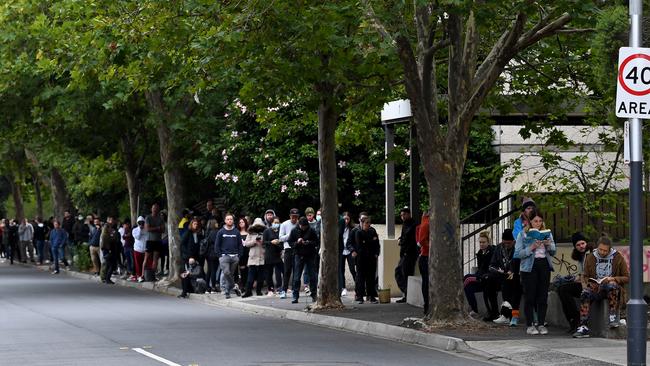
[460,193,517,224]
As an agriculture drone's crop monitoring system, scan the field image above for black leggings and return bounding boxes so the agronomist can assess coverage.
[521,258,551,326]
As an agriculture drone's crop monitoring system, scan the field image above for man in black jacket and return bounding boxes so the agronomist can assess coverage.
[395,208,418,303]
[289,217,318,303]
[178,257,207,298]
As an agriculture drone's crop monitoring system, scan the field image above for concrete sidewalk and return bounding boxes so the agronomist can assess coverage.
[25,262,644,366]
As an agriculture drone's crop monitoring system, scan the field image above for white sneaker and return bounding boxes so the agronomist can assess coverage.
[304,286,310,294]
[537,325,549,335]
[526,326,539,335]
[279,291,287,299]
[267,291,274,296]
[493,315,509,325]
[341,289,347,296]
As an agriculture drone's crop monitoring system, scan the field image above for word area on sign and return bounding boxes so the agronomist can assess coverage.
[616,47,650,119]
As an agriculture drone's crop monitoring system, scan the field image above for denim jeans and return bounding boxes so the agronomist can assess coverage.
[219,255,239,295]
[51,245,61,272]
[293,255,317,300]
[35,240,45,264]
[123,247,134,274]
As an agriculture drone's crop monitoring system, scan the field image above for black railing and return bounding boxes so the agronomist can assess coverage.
[460,194,519,273]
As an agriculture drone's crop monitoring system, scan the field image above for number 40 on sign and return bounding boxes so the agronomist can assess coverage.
[616,47,650,119]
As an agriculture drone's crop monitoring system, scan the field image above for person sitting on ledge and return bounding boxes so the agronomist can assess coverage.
[573,235,629,338]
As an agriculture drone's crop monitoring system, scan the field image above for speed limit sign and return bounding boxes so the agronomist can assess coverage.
[616,47,650,118]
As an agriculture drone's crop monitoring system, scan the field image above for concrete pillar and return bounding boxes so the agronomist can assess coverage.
[378,238,400,296]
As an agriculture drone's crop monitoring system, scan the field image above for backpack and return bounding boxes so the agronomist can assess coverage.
[199,237,209,257]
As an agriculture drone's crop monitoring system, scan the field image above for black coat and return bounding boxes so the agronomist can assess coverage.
[475,245,495,278]
[181,231,203,261]
[399,218,418,258]
[353,227,380,258]
[263,227,283,264]
[288,226,318,258]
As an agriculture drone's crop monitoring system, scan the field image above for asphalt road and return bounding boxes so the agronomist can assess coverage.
[0,261,493,366]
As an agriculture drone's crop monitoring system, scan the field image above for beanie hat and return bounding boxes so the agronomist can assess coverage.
[521,197,536,211]
[502,229,514,241]
[305,207,315,215]
[571,232,587,248]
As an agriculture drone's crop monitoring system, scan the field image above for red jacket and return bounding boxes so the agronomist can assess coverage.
[416,214,429,257]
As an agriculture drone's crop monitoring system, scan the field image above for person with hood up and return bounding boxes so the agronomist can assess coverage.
[263,216,283,295]
[573,235,629,338]
[263,209,276,228]
[242,218,266,297]
[132,216,147,282]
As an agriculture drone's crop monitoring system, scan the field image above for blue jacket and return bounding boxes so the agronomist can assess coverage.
[514,230,556,273]
[50,228,68,248]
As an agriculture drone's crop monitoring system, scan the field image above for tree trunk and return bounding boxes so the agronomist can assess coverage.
[314,90,344,310]
[146,90,185,285]
[31,171,44,220]
[50,168,71,221]
[121,136,141,225]
[423,159,465,321]
[9,174,25,222]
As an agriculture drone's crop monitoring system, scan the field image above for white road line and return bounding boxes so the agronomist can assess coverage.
[132,347,182,366]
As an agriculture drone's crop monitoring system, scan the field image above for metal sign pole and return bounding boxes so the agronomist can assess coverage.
[628,1,647,365]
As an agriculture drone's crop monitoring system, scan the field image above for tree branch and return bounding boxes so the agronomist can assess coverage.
[515,13,572,51]
[360,0,395,44]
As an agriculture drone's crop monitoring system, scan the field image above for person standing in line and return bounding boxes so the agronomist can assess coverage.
[205,218,221,293]
[242,218,266,297]
[515,209,556,335]
[215,214,243,299]
[33,217,49,265]
[132,216,147,282]
[346,212,367,302]
[263,216,283,296]
[237,217,250,293]
[144,203,165,280]
[279,208,299,299]
[101,217,121,284]
[339,212,356,297]
[49,220,68,274]
[180,219,203,266]
[289,217,318,304]
[302,207,321,295]
[416,212,430,315]
[88,218,102,276]
[352,216,381,304]
[120,219,135,280]
[18,218,35,263]
[395,207,418,303]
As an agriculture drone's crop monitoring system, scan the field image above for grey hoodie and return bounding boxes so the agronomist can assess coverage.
[593,248,616,279]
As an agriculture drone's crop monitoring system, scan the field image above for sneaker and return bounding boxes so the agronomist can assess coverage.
[137,277,144,283]
[509,317,519,327]
[369,297,379,304]
[233,287,242,296]
[526,326,539,335]
[537,325,548,335]
[357,299,364,304]
[304,286,310,294]
[396,297,407,303]
[291,299,299,304]
[493,315,510,325]
[51,270,59,274]
[225,293,231,299]
[609,314,620,328]
[267,291,275,296]
[572,325,590,338]
[279,291,287,299]
[341,289,347,296]
[468,311,481,320]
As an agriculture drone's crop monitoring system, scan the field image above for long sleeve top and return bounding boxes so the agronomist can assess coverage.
[214,227,243,257]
